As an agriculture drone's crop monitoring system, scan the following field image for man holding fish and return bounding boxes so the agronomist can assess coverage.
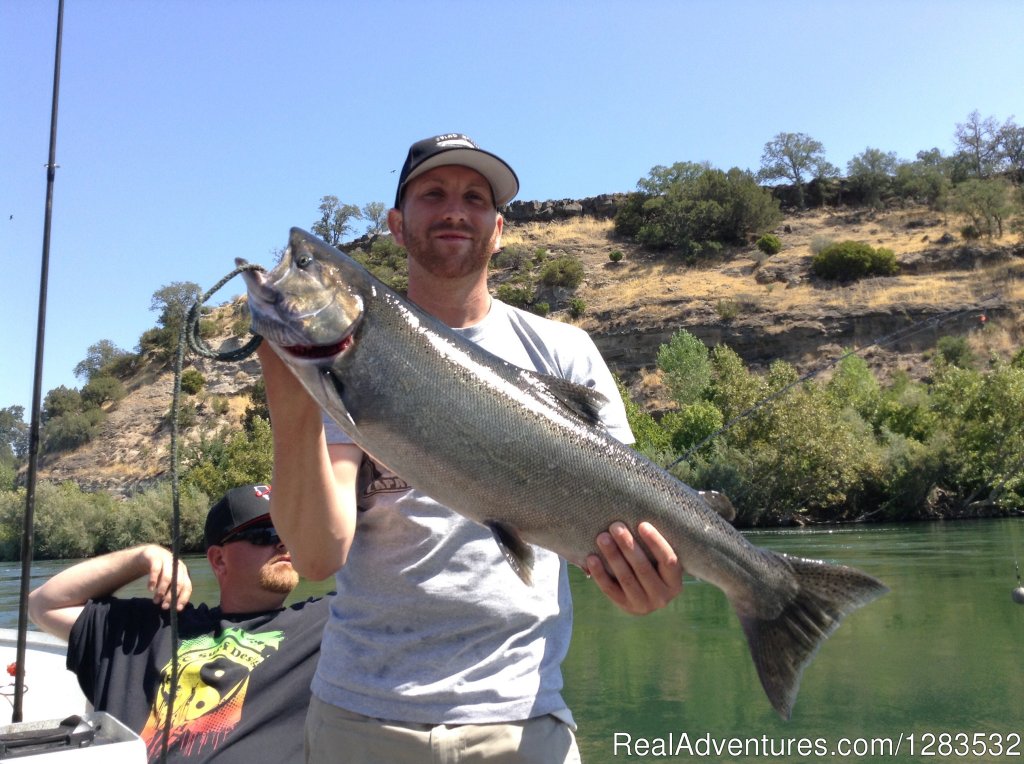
[255,134,684,763]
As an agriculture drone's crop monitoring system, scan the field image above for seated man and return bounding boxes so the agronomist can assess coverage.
[28,485,330,763]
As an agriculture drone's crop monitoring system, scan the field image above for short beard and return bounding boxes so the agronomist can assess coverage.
[258,557,299,595]
[404,221,498,280]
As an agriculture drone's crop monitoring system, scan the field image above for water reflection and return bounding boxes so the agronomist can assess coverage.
[564,518,1024,763]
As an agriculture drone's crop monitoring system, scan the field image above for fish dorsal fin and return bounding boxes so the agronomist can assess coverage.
[522,371,608,427]
[485,521,535,586]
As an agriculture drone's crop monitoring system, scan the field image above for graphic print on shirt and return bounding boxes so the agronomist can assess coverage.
[140,626,284,760]
[357,456,409,506]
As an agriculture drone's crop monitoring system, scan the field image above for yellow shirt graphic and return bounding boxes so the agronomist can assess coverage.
[142,627,284,759]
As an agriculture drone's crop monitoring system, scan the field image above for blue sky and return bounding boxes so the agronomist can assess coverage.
[2,0,1022,415]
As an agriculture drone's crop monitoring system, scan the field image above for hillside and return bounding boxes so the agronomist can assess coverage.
[35,203,1024,495]
[503,205,1022,409]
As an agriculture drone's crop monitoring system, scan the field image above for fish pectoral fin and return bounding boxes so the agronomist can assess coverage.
[485,521,535,587]
[524,371,608,426]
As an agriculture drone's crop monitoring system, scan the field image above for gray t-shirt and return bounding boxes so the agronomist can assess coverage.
[313,299,632,725]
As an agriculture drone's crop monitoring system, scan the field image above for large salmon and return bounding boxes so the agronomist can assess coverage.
[240,228,887,719]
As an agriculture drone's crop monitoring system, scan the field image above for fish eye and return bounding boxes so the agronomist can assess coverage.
[295,253,313,268]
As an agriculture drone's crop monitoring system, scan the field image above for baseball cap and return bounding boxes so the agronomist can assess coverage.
[204,485,273,549]
[394,133,519,209]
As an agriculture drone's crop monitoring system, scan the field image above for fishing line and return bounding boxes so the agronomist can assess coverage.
[160,263,266,761]
[664,296,1002,473]
[160,322,186,764]
[186,263,266,362]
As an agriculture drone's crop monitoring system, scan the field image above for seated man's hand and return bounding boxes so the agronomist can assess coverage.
[143,545,192,611]
[586,522,683,615]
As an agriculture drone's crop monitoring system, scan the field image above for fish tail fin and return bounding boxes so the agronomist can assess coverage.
[736,554,888,720]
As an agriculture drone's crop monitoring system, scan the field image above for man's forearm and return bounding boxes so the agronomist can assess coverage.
[258,343,359,580]
[28,545,168,641]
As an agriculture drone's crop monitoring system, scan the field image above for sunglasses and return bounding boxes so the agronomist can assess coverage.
[221,525,281,547]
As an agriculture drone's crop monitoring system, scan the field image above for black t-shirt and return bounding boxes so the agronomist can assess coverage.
[67,595,330,763]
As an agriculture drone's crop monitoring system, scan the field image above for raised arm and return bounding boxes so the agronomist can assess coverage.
[257,343,360,581]
[28,544,191,642]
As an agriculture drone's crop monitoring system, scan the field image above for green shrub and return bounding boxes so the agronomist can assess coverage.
[532,302,550,316]
[755,233,782,255]
[183,416,274,501]
[0,481,111,559]
[138,325,179,358]
[0,480,212,559]
[608,250,624,263]
[0,462,16,493]
[812,240,899,281]
[661,400,724,453]
[103,352,140,380]
[180,368,206,395]
[614,376,671,455]
[42,386,83,421]
[615,167,781,253]
[866,247,899,276]
[568,297,587,318]
[936,335,974,369]
[104,482,209,552]
[81,375,126,408]
[172,401,198,429]
[491,245,531,270]
[242,379,269,434]
[231,306,252,338]
[495,283,534,309]
[872,373,936,440]
[42,410,103,453]
[657,329,711,406]
[613,192,649,241]
[539,256,585,289]
[826,353,880,420]
[351,237,409,292]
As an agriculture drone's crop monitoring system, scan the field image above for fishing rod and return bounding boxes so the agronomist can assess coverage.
[664,295,1002,472]
[14,0,65,725]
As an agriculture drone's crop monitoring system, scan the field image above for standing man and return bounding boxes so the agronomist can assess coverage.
[28,485,330,763]
[258,134,684,763]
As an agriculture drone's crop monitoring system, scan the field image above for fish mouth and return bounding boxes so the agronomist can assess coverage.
[278,321,358,361]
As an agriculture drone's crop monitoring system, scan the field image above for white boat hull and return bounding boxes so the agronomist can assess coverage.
[0,628,87,725]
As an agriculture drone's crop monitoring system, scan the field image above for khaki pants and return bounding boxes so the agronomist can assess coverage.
[305,696,583,763]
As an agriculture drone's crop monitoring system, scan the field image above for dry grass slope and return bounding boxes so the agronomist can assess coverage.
[503,207,1023,326]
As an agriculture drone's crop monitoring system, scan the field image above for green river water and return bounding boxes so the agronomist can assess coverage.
[4,518,1023,762]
